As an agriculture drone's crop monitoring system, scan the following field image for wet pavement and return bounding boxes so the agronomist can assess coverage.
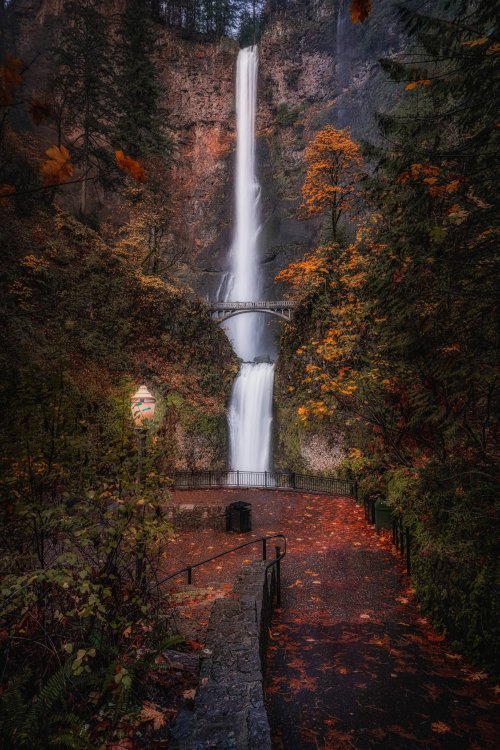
[163,490,499,749]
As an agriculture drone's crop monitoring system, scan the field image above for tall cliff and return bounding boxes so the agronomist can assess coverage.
[4,0,411,470]
[6,0,407,297]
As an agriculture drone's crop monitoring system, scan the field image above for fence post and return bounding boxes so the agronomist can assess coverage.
[237,470,240,487]
[265,470,268,488]
[405,527,411,574]
[354,481,359,501]
[275,546,281,607]
[291,471,296,490]
[262,538,267,561]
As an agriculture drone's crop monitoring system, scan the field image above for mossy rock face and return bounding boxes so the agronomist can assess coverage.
[273,402,346,474]
[168,392,228,470]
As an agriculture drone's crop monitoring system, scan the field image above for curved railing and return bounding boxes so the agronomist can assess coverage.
[172,470,357,498]
[155,533,287,606]
[209,300,297,311]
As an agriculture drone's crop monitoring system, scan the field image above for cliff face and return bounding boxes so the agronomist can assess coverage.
[157,33,238,293]
[5,0,409,470]
[6,0,405,300]
[256,0,405,297]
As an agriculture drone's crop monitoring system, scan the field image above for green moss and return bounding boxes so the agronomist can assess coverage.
[276,102,301,128]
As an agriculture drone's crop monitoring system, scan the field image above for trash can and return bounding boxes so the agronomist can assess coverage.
[374,498,392,531]
[227,501,252,533]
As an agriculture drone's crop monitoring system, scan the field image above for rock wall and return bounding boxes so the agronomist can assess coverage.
[165,503,228,531]
[257,0,406,295]
[170,561,275,750]
[157,32,239,294]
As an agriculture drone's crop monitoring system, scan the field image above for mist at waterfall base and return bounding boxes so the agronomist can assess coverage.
[221,46,275,473]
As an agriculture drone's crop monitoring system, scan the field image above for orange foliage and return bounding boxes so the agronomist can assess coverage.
[404,79,431,91]
[0,55,23,107]
[115,150,146,182]
[40,144,74,186]
[300,125,363,237]
[397,163,463,198]
[140,701,166,730]
[350,0,372,24]
[276,248,331,294]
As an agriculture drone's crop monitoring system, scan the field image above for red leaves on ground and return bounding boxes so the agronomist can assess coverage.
[115,150,146,182]
[161,490,498,750]
[139,701,166,730]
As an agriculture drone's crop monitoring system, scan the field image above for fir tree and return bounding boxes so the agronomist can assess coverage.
[114,0,170,159]
[51,0,116,216]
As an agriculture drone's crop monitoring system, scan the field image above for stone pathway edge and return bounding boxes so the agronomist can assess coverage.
[170,560,275,750]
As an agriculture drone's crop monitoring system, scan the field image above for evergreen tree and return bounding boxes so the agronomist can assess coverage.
[114,0,170,159]
[50,0,116,216]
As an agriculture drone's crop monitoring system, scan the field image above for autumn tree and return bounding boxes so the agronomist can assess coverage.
[300,125,363,239]
[116,156,188,277]
[277,0,499,671]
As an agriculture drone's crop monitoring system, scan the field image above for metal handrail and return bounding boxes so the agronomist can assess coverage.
[209,300,297,310]
[155,533,287,590]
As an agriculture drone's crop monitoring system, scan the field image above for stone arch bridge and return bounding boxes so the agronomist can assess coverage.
[209,300,298,323]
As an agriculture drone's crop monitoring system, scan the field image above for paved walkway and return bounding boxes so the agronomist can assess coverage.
[166,490,499,749]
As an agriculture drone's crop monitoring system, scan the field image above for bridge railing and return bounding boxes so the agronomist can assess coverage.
[209,300,297,310]
[171,470,357,498]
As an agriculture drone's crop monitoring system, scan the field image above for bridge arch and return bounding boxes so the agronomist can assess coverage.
[209,300,297,323]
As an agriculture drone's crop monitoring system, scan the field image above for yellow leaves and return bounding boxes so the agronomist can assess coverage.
[140,701,166,730]
[276,249,331,291]
[0,55,23,107]
[404,79,431,91]
[350,0,372,24]
[300,125,363,226]
[115,150,146,182]
[349,448,363,460]
[40,145,74,186]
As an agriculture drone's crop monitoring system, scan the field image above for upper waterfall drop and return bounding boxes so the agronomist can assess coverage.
[223,45,275,472]
[225,45,263,363]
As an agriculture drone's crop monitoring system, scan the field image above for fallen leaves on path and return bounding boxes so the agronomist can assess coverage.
[156,489,498,750]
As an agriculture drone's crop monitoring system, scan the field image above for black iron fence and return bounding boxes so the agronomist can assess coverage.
[171,470,356,498]
[155,533,287,608]
[363,498,414,575]
[393,514,414,575]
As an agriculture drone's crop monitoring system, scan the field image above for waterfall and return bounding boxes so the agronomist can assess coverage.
[222,46,275,472]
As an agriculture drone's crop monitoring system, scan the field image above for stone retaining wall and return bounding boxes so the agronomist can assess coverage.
[165,504,227,531]
[170,561,275,750]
